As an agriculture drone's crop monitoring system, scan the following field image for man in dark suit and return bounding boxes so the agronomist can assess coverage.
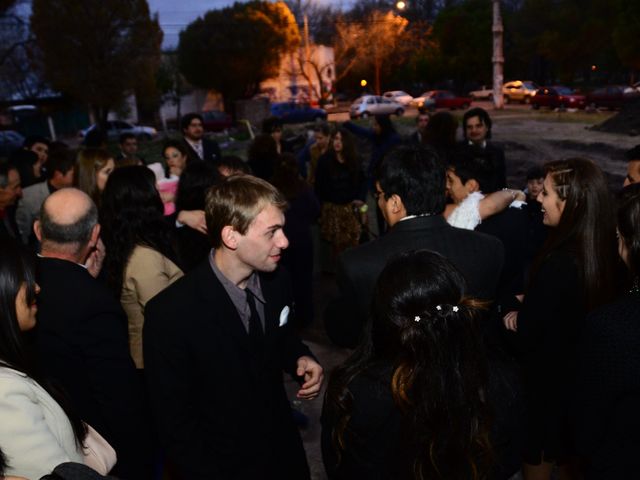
[144,175,323,479]
[324,145,505,348]
[181,112,221,165]
[33,188,152,479]
[462,107,507,191]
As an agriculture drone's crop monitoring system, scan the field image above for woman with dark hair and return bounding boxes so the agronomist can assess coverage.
[247,117,286,180]
[322,249,493,479]
[100,167,183,369]
[174,161,219,272]
[315,128,366,255]
[162,139,189,178]
[271,152,320,327]
[572,183,640,479]
[502,158,621,480]
[74,148,114,206]
[423,111,459,163]
[0,239,87,478]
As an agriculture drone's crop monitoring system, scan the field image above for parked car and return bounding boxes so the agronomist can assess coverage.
[469,85,494,100]
[80,120,157,141]
[623,81,640,96]
[0,130,25,158]
[502,80,539,104]
[586,85,634,110]
[270,102,327,124]
[410,90,471,111]
[202,110,233,132]
[531,86,586,110]
[349,95,405,119]
[382,90,414,106]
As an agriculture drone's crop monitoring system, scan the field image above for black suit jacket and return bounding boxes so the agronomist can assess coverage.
[143,260,312,479]
[34,257,151,479]
[325,215,505,347]
[182,137,221,166]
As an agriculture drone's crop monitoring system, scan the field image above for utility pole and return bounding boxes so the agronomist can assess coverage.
[303,14,314,103]
[492,0,504,109]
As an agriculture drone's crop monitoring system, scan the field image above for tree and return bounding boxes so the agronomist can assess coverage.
[31,0,163,126]
[178,1,300,112]
[334,9,408,95]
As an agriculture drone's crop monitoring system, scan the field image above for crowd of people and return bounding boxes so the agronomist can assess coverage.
[0,108,638,480]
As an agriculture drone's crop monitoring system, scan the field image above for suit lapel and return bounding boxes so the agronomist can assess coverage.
[194,263,251,353]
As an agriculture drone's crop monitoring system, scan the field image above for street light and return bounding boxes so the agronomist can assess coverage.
[396,1,406,10]
[360,79,368,88]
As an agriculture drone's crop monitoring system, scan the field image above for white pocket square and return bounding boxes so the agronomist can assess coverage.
[279,306,290,327]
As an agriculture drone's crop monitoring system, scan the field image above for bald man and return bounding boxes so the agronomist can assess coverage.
[624,145,640,186]
[33,188,152,479]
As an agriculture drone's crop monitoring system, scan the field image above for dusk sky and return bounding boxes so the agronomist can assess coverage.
[147,0,353,49]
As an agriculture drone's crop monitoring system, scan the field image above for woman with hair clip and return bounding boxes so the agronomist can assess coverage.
[322,249,493,479]
[100,166,183,370]
[502,158,621,480]
[0,239,87,478]
[572,182,640,479]
[315,127,367,256]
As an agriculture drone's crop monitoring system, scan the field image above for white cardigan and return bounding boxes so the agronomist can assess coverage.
[0,367,83,479]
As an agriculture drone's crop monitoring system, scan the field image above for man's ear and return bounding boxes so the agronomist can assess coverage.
[220,225,238,250]
[89,223,101,249]
[389,194,404,214]
[465,179,480,193]
[33,220,42,242]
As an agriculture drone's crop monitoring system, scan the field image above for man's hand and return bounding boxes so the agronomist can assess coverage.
[85,238,106,279]
[177,209,207,235]
[295,356,324,400]
[503,311,519,332]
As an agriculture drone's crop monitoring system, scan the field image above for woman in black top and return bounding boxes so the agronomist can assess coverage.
[315,127,366,255]
[502,158,621,480]
[572,183,640,479]
[322,250,493,479]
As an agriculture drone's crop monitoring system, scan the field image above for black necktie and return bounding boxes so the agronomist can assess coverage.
[246,290,264,355]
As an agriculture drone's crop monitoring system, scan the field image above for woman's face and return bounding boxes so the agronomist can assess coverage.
[537,174,566,227]
[164,147,187,176]
[617,230,630,267]
[96,158,115,193]
[15,283,40,332]
[271,127,282,143]
[333,132,343,154]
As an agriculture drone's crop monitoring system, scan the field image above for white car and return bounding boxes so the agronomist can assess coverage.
[469,85,494,100]
[382,90,414,106]
[80,120,158,141]
[349,95,405,119]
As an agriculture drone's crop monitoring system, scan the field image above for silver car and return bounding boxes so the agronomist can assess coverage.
[350,95,405,119]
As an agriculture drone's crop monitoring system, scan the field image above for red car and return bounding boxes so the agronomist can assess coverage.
[412,90,472,111]
[531,86,586,110]
[201,110,233,132]
[586,85,630,110]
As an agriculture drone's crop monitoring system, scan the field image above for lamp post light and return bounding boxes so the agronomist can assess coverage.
[492,0,505,109]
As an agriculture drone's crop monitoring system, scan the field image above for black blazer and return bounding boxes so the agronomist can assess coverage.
[183,137,221,166]
[325,215,505,348]
[143,260,312,479]
[34,257,152,479]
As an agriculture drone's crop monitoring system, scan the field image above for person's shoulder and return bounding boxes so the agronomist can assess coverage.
[146,260,207,310]
[0,368,35,398]
[22,181,47,197]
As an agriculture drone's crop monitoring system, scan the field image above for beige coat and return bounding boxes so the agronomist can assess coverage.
[121,245,183,368]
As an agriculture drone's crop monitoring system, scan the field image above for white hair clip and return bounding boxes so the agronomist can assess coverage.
[436,305,442,311]
[414,316,421,322]
[452,306,459,312]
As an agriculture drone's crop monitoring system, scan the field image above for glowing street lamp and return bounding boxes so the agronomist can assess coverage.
[360,79,367,88]
[396,1,406,10]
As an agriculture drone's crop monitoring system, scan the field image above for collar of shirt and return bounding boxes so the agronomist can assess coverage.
[185,138,203,155]
[399,213,434,222]
[468,139,487,149]
[37,253,89,270]
[208,249,266,331]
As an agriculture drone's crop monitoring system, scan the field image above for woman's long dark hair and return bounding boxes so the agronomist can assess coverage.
[175,161,219,212]
[0,239,86,446]
[617,182,640,282]
[100,166,179,297]
[325,250,493,479]
[533,158,621,310]
[330,127,360,176]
